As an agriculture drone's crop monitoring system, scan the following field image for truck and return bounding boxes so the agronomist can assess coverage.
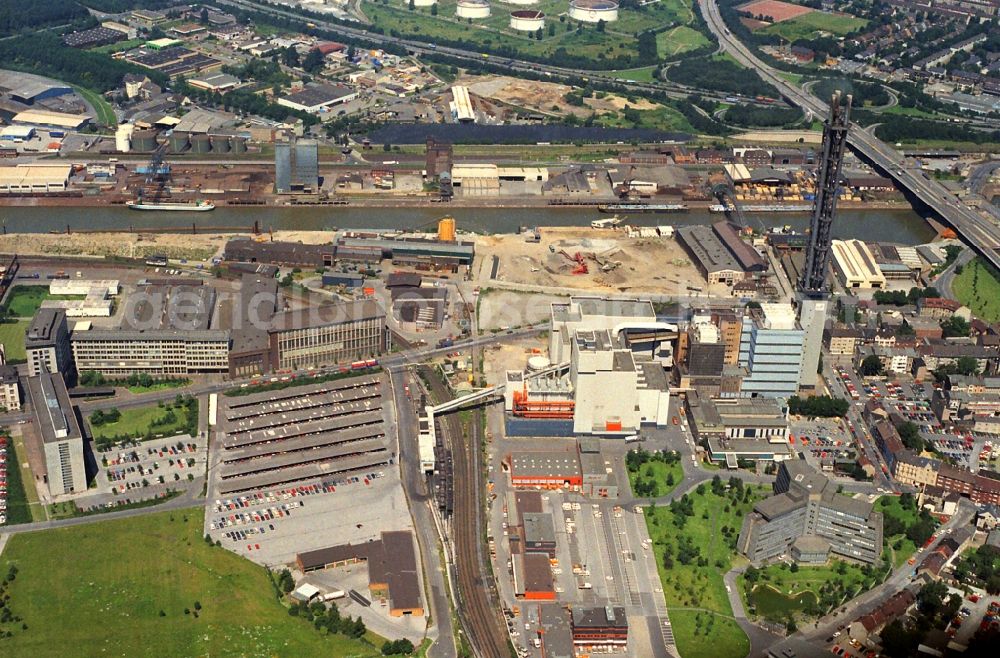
[437,337,454,349]
[323,590,346,601]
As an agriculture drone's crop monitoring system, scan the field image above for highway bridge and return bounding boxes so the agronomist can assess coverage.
[698,0,1000,272]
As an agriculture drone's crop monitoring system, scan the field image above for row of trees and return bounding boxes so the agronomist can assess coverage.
[787,395,850,418]
[873,287,940,306]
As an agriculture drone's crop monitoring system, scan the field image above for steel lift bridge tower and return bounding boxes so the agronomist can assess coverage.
[797,91,852,391]
[801,90,852,294]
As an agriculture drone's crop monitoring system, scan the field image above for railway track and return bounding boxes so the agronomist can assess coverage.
[422,366,509,658]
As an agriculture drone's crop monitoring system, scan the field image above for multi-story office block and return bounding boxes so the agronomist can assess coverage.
[738,303,804,399]
[26,371,86,496]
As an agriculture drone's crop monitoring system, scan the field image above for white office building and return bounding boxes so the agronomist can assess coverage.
[738,303,804,399]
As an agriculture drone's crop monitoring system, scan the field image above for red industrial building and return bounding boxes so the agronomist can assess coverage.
[509,448,583,491]
[571,605,629,648]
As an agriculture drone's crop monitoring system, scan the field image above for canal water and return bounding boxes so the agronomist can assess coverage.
[0,205,937,244]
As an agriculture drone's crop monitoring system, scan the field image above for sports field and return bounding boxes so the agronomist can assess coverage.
[0,511,382,657]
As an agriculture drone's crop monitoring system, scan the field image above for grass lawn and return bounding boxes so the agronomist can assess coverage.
[126,379,192,394]
[598,105,694,132]
[762,11,867,41]
[645,482,767,654]
[877,494,937,568]
[71,85,116,128]
[656,25,711,58]
[0,432,34,525]
[627,457,683,498]
[0,319,30,362]
[2,285,84,318]
[669,609,749,658]
[952,257,1000,323]
[88,402,195,442]
[608,66,659,83]
[0,511,383,657]
[778,71,804,84]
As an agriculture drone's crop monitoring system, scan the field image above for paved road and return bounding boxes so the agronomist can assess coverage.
[389,368,457,658]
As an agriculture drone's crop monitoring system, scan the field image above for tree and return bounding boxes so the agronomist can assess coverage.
[303,48,325,73]
[408,0,415,9]
[430,3,438,15]
[860,354,884,377]
[282,46,299,68]
[941,316,970,338]
[956,356,979,376]
[200,7,209,24]
[597,19,606,33]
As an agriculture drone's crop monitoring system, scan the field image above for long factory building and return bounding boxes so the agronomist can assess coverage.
[67,276,388,378]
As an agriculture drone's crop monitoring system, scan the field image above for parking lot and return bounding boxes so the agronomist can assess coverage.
[789,415,858,472]
[94,433,206,499]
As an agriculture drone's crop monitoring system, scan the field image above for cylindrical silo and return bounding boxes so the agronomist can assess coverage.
[456,0,491,18]
[510,9,544,31]
[568,0,619,23]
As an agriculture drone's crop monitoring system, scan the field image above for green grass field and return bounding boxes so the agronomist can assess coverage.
[1,285,84,318]
[657,25,711,58]
[0,511,383,657]
[627,457,683,498]
[747,585,818,621]
[0,319,30,362]
[645,482,767,655]
[87,38,144,54]
[742,561,870,623]
[952,257,1000,323]
[877,494,936,567]
[669,609,750,658]
[88,402,193,441]
[607,66,658,82]
[761,11,867,41]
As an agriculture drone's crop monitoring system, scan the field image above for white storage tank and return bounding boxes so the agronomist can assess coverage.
[527,355,551,372]
[510,9,545,31]
[456,0,491,18]
[568,0,619,23]
[413,0,437,6]
[501,0,539,4]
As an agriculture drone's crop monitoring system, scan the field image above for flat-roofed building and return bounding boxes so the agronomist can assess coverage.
[295,531,422,616]
[738,303,804,399]
[510,448,582,490]
[831,239,887,289]
[0,165,72,194]
[12,110,90,130]
[278,83,357,113]
[450,85,475,123]
[738,460,883,564]
[0,364,21,411]
[25,308,73,378]
[571,606,628,649]
[26,371,86,495]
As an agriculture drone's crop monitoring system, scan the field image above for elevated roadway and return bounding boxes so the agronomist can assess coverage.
[698,0,1000,272]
